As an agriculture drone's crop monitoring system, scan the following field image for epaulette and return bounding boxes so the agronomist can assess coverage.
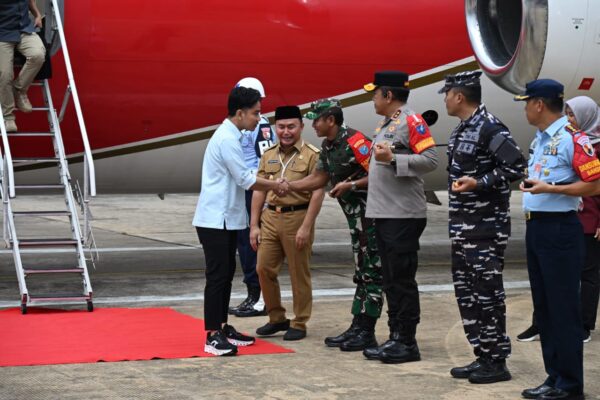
[565,124,580,134]
[263,143,279,153]
[305,143,321,153]
[391,109,402,120]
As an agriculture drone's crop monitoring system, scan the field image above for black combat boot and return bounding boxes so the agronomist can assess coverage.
[363,331,400,360]
[340,315,378,351]
[468,359,511,384]
[234,285,266,317]
[324,315,361,347]
[450,358,483,379]
[380,324,421,364]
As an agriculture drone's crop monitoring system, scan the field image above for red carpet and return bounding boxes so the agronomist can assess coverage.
[0,307,293,367]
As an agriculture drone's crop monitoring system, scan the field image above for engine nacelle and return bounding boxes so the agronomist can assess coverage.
[466,0,600,101]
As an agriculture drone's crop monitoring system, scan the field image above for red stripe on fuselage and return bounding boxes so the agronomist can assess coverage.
[11,0,470,157]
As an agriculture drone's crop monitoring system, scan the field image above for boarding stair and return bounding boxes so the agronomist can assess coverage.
[0,0,97,314]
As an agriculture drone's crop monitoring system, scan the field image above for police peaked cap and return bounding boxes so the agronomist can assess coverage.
[438,71,482,94]
[364,71,410,92]
[514,79,564,101]
[275,105,302,121]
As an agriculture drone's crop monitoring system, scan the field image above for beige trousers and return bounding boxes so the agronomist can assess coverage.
[0,33,46,120]
[257,208,314,331]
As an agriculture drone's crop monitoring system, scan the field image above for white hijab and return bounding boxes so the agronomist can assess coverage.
[566,96,600,143]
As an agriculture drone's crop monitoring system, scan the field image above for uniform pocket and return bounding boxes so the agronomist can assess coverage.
[263,162,282,179]
[286,159,309,181]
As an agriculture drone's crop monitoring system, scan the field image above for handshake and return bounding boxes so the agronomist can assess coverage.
[274,178,291,197]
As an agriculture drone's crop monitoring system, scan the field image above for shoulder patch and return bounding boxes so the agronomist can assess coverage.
[347,131,371,172]
[306,143,321,153]
[407,114,435,154]
[569,129,600,181]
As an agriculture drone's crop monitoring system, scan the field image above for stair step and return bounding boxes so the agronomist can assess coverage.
[7,132,53,137]
[24,267,83,275]
[13,238,78,247]
[30,107,51,111]
[15,184,63,190]
[13,211,71,217]
[13,157,59,163]
[29,294,90,302]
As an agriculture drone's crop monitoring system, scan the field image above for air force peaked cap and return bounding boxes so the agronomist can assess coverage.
[364,71,410,92]
[275,105,302,121]
[438,71,482,94]
[514,79,564,101]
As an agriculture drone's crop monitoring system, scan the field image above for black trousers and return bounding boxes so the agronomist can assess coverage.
[375,218,426,330]
[582,233,600,331]
[236,190,259,288]
[526,214,584,394]
[196,227,238,331]
[531,233,600,331]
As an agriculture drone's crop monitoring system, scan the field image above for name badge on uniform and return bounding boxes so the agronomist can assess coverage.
[268,159,279,164]
[457,142,475,154]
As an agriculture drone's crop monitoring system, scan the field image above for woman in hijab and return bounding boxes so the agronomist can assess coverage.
[566,96,600,342]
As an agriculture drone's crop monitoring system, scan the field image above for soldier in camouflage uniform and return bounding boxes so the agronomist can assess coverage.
[440,71,525,384]
[288,99,383,351]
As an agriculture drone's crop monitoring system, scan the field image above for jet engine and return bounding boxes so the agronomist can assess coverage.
[465,0,600,100]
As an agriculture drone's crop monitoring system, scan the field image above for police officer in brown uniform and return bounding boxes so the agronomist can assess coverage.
[250,105,325,341]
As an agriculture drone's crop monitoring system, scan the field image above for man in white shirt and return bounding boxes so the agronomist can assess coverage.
[192,86,288,356]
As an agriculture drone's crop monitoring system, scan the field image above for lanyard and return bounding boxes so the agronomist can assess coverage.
[278,141,304,178]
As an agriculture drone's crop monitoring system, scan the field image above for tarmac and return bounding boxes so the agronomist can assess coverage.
[0,191,598,400]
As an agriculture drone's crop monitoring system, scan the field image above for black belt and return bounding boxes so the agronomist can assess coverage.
[267,204,309,213]
[525,211,576,220]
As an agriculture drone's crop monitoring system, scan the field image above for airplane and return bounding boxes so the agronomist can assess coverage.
[6,0,600,195]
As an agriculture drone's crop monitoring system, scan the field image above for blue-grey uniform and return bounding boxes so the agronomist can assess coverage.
[523,115,585,395]
[237,116,275,290]
[446,99,525,363]
[517,79,600,397]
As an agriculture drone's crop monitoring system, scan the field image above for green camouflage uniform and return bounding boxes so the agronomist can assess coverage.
[307,99,383,318]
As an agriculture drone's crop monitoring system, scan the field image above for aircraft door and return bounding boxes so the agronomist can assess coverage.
[37,0,64,57]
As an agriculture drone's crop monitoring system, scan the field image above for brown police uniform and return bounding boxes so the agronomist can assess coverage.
[256,140,320,331]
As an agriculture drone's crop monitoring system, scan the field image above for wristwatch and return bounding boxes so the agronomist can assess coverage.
[390,158,397,167]
[350,181,357,191]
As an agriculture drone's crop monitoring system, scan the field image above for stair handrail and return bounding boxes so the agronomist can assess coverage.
[49,0,96,197]
[0,106,16,198]
[0,145,28,300]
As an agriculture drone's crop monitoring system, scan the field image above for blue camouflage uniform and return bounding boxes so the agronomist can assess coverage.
[447,100,525,363]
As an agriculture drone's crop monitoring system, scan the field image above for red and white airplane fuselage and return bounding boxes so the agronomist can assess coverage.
[10,0,600,193]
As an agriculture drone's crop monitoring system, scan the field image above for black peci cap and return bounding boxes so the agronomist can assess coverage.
[275,105,302,121]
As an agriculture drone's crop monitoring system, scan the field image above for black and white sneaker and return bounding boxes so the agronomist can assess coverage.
[205,330,238,356]
[223,324,255,346]
[516,325,539,342]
